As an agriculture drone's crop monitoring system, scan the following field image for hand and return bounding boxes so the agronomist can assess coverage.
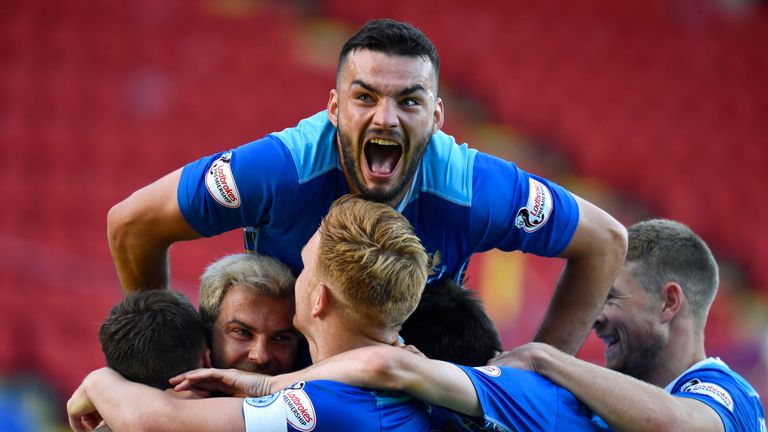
[67,378,102,431]
[169,368,271,397]
[391,337,427,359]
[164,387,209,399]
[401,344,427,358]
[487,342,549,371]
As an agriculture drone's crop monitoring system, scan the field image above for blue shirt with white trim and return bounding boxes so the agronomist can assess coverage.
[178,110,579,280]
[665,357,766,432]
[242,381,435,432]
[433,365,598,431]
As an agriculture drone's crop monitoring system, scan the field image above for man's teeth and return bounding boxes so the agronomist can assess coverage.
[370,139,399,146]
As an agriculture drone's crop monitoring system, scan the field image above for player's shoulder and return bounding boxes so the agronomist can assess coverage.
[458,364,551,388]
[419,131,478,207]
[670,357,765,425]
[672,358,759,398]
[270,110,340,184]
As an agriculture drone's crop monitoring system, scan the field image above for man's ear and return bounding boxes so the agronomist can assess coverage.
[327,89,339,127]
[311,283,330,319]
[432,97,444,133]
[659,282,684,324]
[201,347,212,369]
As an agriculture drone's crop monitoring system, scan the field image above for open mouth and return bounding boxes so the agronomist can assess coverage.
[364,138,403,178]
[602,335,619,348]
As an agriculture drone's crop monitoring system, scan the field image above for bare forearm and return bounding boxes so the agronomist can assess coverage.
[108,219,172,292]
[83,369,243,432]
[530,344,722,432]
[269,347,481,416]
[107,169,201,293]
[535,196,627,353]
[80,368,171,431]
[267,347,401,394]
[534,255,616,353]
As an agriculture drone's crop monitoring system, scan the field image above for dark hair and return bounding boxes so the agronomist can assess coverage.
[338,19,439,82]
[626,219,719,330]
[99,290,208,389]
[400,278,501,366]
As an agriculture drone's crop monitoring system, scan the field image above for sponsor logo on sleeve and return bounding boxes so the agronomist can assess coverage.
[681,379,734,412]
[283,388,316,431]
[245,392,280,408]
[287,381,306,390]
[514,178,553,233]
[474,366,502,377]
[205,151,241,208]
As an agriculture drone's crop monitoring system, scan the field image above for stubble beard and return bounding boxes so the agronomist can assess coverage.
[612,328,665,382]
[336,122,429,205]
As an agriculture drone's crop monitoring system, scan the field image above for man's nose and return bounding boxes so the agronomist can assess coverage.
[593,309,607,330]
[372,98,398,129]
[248,338,270,365]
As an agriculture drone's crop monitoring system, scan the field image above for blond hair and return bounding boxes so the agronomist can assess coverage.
[198,253,295,326]
[318,195,428,333]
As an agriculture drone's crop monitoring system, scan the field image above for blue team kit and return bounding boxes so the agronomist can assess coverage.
[664,358,766,432]
[177,110,580,282]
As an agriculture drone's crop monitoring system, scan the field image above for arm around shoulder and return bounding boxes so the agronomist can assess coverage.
[523,343,724,432]
[280,346,482,417]
[70,368,245,432]
[108,168,201,293]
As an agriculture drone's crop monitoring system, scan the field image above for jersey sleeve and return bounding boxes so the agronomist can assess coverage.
[244,381,432,432]
[470,152,579,257]
[177,136,300,237]
[671,368,765,432]
[454,365,596,431]
[456,365,558,430]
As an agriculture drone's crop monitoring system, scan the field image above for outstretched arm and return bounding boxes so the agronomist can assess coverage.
[68,368,243,432]
[173,346,482,417]
[281,346,481,416]
[534,195,627,354]
[108,168,201,293]
[492,343,724,432]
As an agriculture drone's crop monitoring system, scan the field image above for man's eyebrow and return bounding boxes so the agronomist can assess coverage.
[351,79,378,93]
[350,80,426,96]
[399,84,426,96]
[226,319,255,330]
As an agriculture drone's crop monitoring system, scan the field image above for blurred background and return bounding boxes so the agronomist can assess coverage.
[1,0,767,429]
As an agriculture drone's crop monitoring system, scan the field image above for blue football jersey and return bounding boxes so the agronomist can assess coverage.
[665,358,766,432]
[242,381,434,432]
[435,365,597,431]
[178,111,579,281]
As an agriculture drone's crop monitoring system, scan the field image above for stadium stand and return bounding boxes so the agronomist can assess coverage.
[1,0,766,425]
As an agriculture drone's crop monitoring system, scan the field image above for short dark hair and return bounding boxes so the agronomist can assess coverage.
[338,18,440,83]
[400,278,501,366]
[99,290,208,389]
[626,219,719,330]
